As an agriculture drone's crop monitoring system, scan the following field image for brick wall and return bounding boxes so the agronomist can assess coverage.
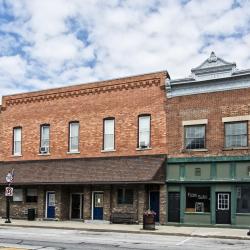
[0,72,167,161]
[166,88,250,158]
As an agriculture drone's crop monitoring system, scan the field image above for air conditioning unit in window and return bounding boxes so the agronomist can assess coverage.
[139,141,147,149]
[40,147,49,154]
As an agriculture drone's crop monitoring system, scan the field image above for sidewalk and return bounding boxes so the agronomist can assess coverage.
[0,219,250,240]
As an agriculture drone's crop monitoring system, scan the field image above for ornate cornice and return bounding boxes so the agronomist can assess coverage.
[3,77,162,107]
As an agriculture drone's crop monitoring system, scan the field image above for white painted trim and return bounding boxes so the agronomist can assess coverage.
[182,119,208,126]
[91,191,104,220]
[222,115,250,123]
[45,191,55,219]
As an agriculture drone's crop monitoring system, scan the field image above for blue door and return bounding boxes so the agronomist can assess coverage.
[150,191,159,222]
[47,191,55,219]
[93,192,103,220]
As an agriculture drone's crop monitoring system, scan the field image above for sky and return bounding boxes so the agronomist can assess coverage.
[0,0,250,99]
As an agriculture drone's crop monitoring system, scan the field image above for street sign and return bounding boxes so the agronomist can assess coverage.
[5,170,14,183]
[5,187,14,197]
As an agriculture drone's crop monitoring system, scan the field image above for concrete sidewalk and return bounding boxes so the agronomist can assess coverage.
[0,219,250,240]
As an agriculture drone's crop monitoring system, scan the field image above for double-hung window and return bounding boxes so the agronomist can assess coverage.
[225,122,248,148]
[13,127,22,155]
[40,124,50,153]
[117,188,133,205]
[184,125,205,150]
[69,122,79,152]
[103,118,115,151]
[138,115,151,148]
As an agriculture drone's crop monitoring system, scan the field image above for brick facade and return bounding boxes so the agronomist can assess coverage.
[166,88,250,158]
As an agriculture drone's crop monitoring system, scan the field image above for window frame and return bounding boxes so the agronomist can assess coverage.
[40,124,50,153]
[68,121,80,153]
[103,117,115,151]
[224,121,248,148]
[137,114,151,149]
[117,188,134,205]
[13,126,22,156]
[13,188,23,202]
[26,188,38,203]
[184,124,206,150]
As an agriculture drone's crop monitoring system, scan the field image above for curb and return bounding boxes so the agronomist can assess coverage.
[0,223,250,241]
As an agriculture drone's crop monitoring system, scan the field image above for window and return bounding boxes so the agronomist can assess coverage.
[26,189,38,203]
[237,186,250,213]
[69,122,79,152]
[117,188,133,204]
[138,115,150,148]
[40,124,50,153]
[225,122,248,148]
[103,118,115,151]
[195,168,201,176]
[186,187,210,212]
[13,189,23,202]
[184,125,205,149]
[13,127,22,155]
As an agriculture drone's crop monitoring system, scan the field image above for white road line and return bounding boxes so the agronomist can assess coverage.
[176,237,193,246]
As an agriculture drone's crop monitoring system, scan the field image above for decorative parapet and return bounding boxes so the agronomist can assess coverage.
[2,71,168,108]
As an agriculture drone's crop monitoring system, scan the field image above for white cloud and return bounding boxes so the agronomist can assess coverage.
[0,0,250,99]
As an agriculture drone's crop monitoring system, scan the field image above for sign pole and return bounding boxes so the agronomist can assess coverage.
[5,169,14,224]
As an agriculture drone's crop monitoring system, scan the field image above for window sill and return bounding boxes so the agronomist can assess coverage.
[182,149,208,152]
[67,151,80,154]
[223,147,249,151]
[11,154,22,157]
[38,153,50,156]
[136,147,152,151]
[101,149,116,153]
[184,212,211,215]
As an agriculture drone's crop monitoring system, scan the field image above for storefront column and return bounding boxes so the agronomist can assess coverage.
[37,187,45,219]
[103,185,111,221]
[159,184,167,224]
[231,185,236,225]
[138,184,146,223]
[211,185,216,224]
[83,185,91,220]
[180,185,185,223]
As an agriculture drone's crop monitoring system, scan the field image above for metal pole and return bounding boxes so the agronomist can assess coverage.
[5,195,11,223]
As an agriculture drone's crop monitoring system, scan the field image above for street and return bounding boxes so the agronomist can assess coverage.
[0,227,249,250]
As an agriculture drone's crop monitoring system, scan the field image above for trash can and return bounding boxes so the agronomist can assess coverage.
[27,208,36,221]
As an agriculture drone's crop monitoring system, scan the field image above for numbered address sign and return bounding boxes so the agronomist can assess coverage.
[5,187,14,197]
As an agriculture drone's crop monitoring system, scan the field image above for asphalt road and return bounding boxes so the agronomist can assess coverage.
[0,226,249,250]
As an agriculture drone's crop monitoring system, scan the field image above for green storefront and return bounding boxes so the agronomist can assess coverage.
[166,156,250,227]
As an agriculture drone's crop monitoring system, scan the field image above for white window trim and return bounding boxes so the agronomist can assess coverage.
[222,115,250,123]
[69,122,79,153]
[103,118,115,151]
[138,115,151,148]
[13,127,22,156]
[182,119,208,126]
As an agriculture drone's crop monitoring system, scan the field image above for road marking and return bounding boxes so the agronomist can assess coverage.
[176,237,193,246]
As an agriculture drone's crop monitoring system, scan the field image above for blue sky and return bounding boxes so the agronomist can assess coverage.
[0,0,250,99]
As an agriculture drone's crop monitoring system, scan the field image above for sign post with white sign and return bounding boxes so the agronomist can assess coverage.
[5,169,14,224]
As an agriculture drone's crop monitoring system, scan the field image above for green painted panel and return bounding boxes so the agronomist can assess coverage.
[236,162,250,180]
[236,214,250,226]
[214,184,232,192]
[168,185,181,192]
[167,164,180,180]
[167,155,250,163]
[216,163,231,180]
[211,185,216,224]
[184,213,211,225]
[180,185,185,223]
[185,164,210,180]
[210,162,217,180]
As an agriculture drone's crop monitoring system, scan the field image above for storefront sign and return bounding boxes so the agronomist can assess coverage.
[187,192,208,200]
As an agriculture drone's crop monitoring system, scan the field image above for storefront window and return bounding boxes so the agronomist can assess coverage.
[237,186,250,213]
[186,187,210,212]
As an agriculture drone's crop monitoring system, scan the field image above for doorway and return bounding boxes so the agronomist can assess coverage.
[168,192,180,223]
[70,193,83,219]
[149,191,160,222]
[216,192,231,224]
[92,192,104,220]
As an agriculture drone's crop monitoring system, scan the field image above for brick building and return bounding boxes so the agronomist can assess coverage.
[166,52,250,227]
[0,71,168,223]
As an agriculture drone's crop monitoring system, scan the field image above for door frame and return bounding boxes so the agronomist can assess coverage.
[45,191,55,219]
[91,191,104,220]
[69,192,84,220]
[216,192,231,224]
[149,191,160,222]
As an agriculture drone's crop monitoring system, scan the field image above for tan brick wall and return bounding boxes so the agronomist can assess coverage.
[0,72,167,162]
[166,88,250,158]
